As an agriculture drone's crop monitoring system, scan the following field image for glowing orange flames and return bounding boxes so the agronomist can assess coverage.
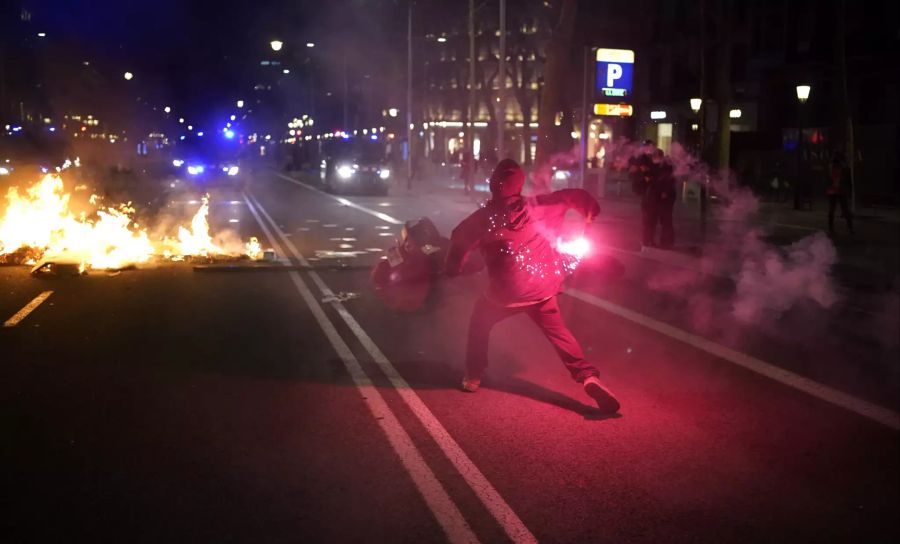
[0,174,261,270]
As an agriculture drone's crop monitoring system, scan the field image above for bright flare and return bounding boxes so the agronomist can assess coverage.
[557,236,590,259]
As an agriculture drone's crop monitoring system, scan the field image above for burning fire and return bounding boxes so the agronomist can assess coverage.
[0,174,262,270]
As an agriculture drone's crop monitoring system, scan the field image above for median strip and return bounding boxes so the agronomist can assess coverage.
[247,190,536,544]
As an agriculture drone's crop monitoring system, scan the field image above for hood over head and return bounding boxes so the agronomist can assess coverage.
[489,159,525,198]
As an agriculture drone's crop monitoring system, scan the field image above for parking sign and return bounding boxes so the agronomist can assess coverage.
[595,48,634,100]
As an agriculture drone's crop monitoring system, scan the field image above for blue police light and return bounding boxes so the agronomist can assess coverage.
[370,134,378,141]
[48,127,56,132]
[224,129,235,139]
[179,135,186,141]
[197,131,204,137]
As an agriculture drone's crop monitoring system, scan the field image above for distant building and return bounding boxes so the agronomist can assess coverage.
[416,0,554,165]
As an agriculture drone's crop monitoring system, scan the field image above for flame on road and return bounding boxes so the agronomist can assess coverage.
[0,174,261,270]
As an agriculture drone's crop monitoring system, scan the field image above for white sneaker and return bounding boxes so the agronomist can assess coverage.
[583,376,620,414]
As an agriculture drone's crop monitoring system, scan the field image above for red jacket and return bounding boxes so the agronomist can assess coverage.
[446,189,600,306]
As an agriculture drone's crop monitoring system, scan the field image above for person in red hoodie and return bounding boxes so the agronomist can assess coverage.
[445,159,620,414]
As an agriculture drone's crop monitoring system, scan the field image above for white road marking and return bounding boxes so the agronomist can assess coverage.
[565,287,900,431]
[243,194,479,544]
[275,172,403,225]
[4,291,54,328]
[247,191,537,544]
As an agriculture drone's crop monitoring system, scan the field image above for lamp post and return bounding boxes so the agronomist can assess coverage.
[406,0,413,189]
[270,40,283,52]
[795,84,810,209]
[691,96,708,232]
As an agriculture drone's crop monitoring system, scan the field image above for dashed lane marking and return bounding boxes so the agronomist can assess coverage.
[243,193,479,544]
[247,190,537,544]
[4,291,53,328]
[565,287,900,431]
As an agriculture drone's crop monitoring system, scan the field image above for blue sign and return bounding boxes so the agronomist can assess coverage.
[594,48,635,100]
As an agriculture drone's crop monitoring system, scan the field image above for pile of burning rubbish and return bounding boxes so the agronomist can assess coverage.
[0,174,263,274]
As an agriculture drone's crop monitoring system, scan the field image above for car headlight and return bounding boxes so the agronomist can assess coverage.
[172,159,184,167]
[379,168,390,180]
[0,166,9,175]
[187,165,205,175]
[336,165,354,179]
[227,166,239,176]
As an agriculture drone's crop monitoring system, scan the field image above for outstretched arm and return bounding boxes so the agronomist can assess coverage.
[536,189,601,221]
[445,211,485,277]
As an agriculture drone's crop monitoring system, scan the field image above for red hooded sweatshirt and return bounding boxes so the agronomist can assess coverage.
[445,160,600,306]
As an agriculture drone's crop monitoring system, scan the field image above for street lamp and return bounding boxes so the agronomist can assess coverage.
[164,106,171,114]
[236,100,244,108]
[690,97,702,114]
[123,71,133,81]
[306,42,315,48]
[794,84,811,209]
[270,40,283,52]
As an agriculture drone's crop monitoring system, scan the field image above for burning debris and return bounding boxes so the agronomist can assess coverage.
[0,174,263,272]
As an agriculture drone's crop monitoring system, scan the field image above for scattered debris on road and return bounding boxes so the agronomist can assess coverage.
[321,291,360,303]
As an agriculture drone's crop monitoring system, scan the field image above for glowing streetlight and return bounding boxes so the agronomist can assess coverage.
[164,106,171,114]
[690,98,702,113]
[283,69,290,74]
[270,40,283,52]
[388,107,399,118]
[178,118,184,123]
[796,84,811,104]
[236,100,244,108]
[306,42,315,48]
[230,114,236,121]
[123,71,133,81]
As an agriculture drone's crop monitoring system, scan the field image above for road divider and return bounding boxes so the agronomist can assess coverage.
[245,190,537,544]
[243,193,480,544]
[4,291,53,328]
[565,287,900,431]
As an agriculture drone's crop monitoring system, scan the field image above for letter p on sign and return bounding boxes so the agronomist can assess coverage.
[606,64,623,87]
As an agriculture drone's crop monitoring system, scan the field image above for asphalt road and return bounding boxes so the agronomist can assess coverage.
[3,167,899,543]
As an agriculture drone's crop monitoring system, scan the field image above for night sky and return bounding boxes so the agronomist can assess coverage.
[24,0,406,128]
